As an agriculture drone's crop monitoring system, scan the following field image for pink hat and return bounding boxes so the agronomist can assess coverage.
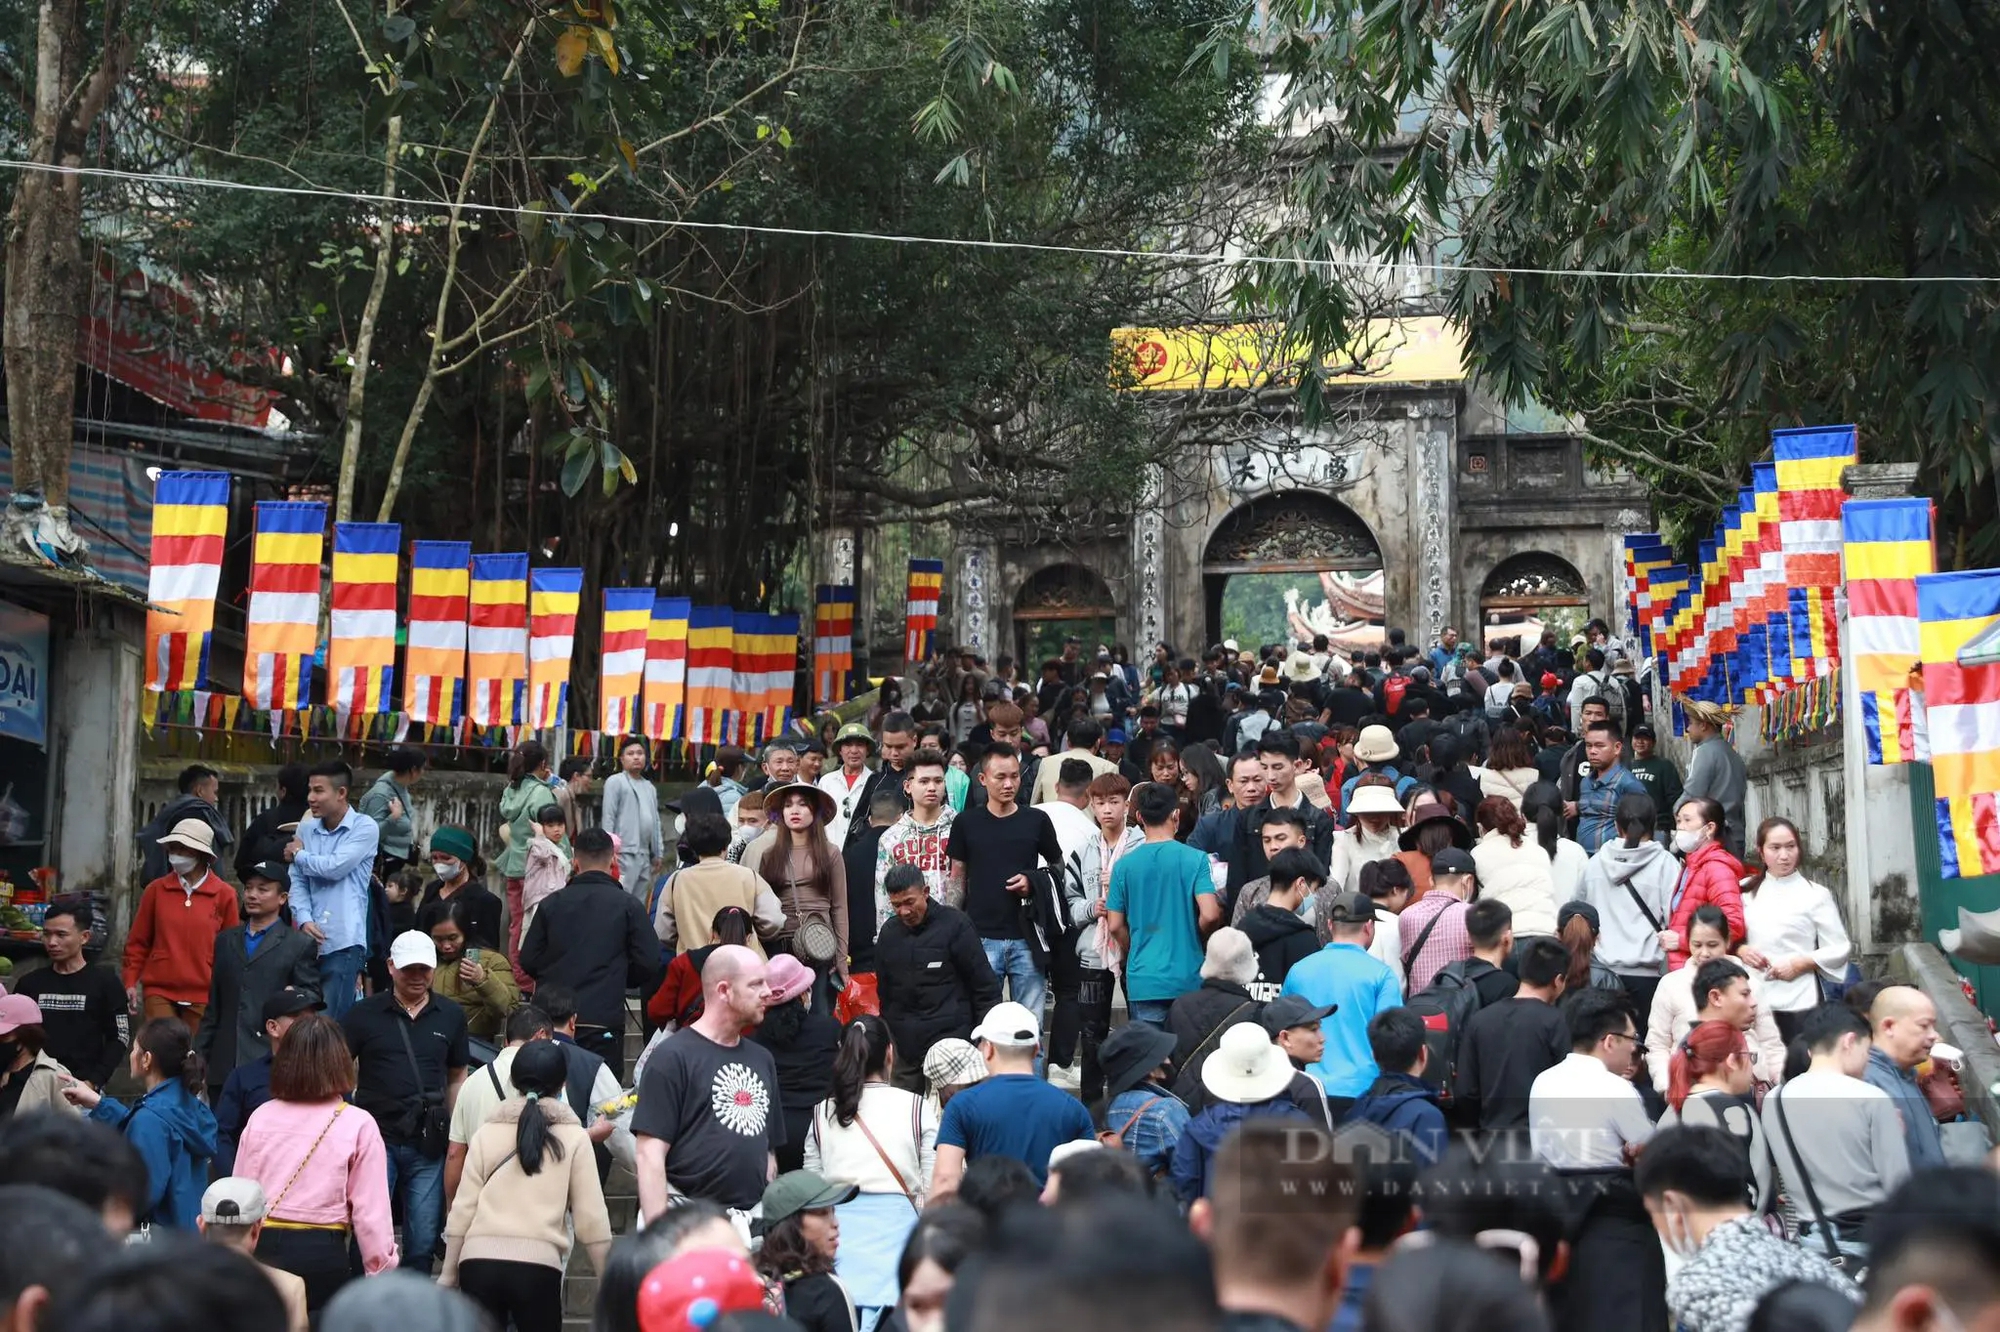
[637,1249,766,1332]
[764,954,815,1005]
[0,993,43,1036]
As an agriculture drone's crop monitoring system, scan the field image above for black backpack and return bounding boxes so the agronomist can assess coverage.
[1402,960,1491,1107]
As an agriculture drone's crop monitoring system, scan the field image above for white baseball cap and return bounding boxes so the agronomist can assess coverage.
[201,1177,269,1225]
[388,930,438,971]
[970,1001,1041,1047]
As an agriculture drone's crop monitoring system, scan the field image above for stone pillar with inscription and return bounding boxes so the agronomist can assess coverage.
[952,539,997,663]
[1133,466,1166,655]
[1409,398,1457,647]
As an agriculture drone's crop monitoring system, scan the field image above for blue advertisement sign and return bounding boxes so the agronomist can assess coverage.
[0,601,49,748]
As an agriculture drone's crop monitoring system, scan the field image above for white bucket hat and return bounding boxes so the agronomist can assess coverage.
[157,818,217,858]
[1353,725,1399,763]
[1345,784,1406,817]
[1200,1022,1298,1105]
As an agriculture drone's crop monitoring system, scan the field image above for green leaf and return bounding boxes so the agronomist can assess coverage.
[560,446,593,497]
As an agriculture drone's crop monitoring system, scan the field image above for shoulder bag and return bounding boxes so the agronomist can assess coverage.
[1112,1095,1166,1147]
[268,1104,348,1217]
[1771,1087,1857,1270]
[1402,908,1447,977]
[393,1018,451,1158]
[850,1093,924,1208]
[1171,1001,1259,1101]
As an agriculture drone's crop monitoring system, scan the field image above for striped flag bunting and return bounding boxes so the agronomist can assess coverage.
[405,541,471,726]
[327,522,400,719]
[904,558,944,664]
[644,597,692,742]
[599,588,654,737]
[468,553,529,728]
[1844,500,1935,765]
[686,606,737,744]
[813,584,855,706]
[242,501,324,710]
[145,471,230,692]
[527,568,584,730]
[1917,569,2000,878]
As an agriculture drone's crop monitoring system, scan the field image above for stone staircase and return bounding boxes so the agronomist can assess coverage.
[562,1001,647,1332]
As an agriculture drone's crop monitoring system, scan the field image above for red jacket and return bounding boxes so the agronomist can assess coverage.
[1668,842,1746,969]
[122,869,241,1003]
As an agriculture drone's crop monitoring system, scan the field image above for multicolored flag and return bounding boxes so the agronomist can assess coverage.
[468,553,529,727]
[813,584,855,706]
[599,588,654,737]
[405,541,471,726]
[686,606,737,744]
[1844,500,1935,764]
[242,501,324,710]
[643,597,692,742]
[1774,425,1858,681]
[1916,568,2000,878]
[732,611,798,744]
[145,471,230,692]
[326,522,400,717]
[904,558,944,664]
[527,567,583,730]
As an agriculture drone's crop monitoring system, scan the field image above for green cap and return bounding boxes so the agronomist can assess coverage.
[429,825,478,863]
[832,722,876,752]
[758,1171,858,1230]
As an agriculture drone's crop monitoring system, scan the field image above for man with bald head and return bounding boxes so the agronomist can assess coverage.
[1862,984,1947,1170]
[631,943,782,1220]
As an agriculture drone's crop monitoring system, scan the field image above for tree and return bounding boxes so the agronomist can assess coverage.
[2,0,142,557]
[1252,0,2000,554]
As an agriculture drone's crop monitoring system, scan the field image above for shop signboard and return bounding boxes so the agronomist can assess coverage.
[0,601,49,748]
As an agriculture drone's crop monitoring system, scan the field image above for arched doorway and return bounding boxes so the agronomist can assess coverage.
[1203,492,1384,652]
[1014,563,1118,667]
[1479,552,1588,653]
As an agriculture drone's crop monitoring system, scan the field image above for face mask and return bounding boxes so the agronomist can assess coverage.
[1660,1205,1702,1260]
[1672,829,1705,854]
[168,853,201,876]
[434,858,463,880]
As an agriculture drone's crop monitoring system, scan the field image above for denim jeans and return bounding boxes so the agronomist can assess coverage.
[980,938,1046,1020]
[385,1141,446,1269]
[1127,999,1173,1027]
[318,945,367,1020]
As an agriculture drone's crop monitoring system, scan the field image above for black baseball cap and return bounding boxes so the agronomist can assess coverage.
[244,860,292,885]
[262,987,324,1024]
[1430,847,1477,877]
[1258,994,1335,1038]
[1321,891,1376,924]
[1631,723,1656,740]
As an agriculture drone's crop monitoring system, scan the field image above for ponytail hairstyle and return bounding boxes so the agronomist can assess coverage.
[1666,1020,1748,1112]
[1684,797,1726,845]
[134,1017,205,1096]
[831,1014,893,1128]
[1518,781,1564,860]
[1559,913,1596,994]
[1474,796,1527,848]
[708,905,752,948]
[1614,791,1660,849]
[508,1039,570,1176]
[508,740,551,785]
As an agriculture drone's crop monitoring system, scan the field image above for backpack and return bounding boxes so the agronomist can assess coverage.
[1402,960,1490,1107]
[1445,709,1489,758]
[1382,675,1410,716]
[1579,671,1627,732]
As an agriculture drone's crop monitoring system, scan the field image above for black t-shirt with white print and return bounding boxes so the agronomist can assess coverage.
[630,1027,786,1210]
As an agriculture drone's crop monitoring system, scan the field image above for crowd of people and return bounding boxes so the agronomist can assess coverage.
[0,621,1990,1332]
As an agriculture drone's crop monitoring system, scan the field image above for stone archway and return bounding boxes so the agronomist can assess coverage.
[1013,563,1118,667]
[1202,492,1385,651]
[1479,551,1589,652]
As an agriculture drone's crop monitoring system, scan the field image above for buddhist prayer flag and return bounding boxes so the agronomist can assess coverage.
[814,584,855,706]
[904,558,944,664]
[527,567,583,730]
[1917,569,2000,878]
[242,501,324,710]
[1845,500,1935,765]
[468,553,529,727]
[1774,425,1857,681]
[686,606,737,745]
[732,611,798,744]
[643,597,691,742]
[327,522,400,716]
[600,589,654,737]
[145,471,230,692]
[405,541,471,726]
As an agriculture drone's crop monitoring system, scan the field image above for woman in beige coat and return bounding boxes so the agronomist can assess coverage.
[0,994,78,1118]
[441,1040,613,1332]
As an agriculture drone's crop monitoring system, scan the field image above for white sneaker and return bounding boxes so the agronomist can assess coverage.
[1047,1060,1082,1091]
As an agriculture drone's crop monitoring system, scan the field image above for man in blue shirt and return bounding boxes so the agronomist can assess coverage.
[286,760,381,1019]
[1109,781,1222,1027]
[1861,984,1947,1170]
[931,1002,1095,1191]
[1573,720,1645,855]
[1280,892,1402,1100]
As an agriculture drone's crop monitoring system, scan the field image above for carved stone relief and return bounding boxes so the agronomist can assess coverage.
[1205,492,1382,566]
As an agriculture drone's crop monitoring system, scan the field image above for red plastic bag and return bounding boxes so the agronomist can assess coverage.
[836,973,880,1024]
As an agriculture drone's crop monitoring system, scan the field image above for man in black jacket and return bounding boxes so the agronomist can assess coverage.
[194,861,320,1103]
[519,828,654,1078]
[842,712,919,850]
[1239,848,1326,1002]
[874,865,1000,1091]
[843,789,902,978]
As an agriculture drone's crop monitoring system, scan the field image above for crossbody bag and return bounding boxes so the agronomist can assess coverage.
[394,1019,451,1157]
[1402,910,1446,976]
[268,1104,347,1218]
[1771,1088,1859,1269]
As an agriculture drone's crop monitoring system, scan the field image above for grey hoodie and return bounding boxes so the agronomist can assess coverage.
[1573,837,1677,975]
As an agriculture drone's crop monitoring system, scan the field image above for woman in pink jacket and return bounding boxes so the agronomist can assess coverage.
[235,1014,398,1315]
[1665,797,1746,970]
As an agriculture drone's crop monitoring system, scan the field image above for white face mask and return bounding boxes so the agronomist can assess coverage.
[1672,829,1706,854]
[1659,1204,1702,1260]
[434,857,463,880]
[168,853,201,876]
